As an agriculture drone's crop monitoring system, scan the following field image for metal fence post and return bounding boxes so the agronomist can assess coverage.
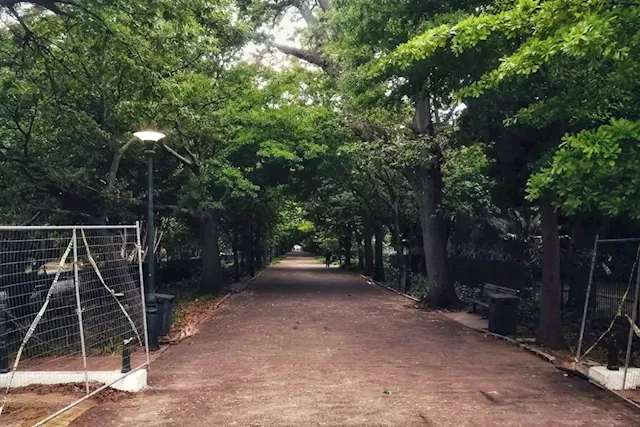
[576,234,599,361]
[72,228,90,394]
[0,291,9,373]
[136,221,151,366]
[622,244,640,391]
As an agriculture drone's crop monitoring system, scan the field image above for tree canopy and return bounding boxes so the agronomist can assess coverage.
[1,0,638,349]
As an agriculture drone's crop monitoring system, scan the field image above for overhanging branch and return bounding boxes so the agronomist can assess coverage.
[268,41,338,78]
[161,142,200,175]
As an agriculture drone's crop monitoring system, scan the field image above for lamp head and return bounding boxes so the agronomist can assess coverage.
[134,131,166,143]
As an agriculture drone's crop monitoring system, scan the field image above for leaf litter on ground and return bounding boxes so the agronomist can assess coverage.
[161,295,228,345]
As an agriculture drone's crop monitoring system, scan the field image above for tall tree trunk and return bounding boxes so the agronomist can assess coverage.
[374,223,385,282]
[344,226,352,267]
[409,89,457,307]
[393,203,407,292]
[232,229,240,283]
[410,167,458,307]
[363,214,374,276]
[201,210,224,293]
[538,198,565,348]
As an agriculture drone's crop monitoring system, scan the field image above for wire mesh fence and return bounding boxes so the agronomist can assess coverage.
[0,225,148,426]
[576,236,640,402]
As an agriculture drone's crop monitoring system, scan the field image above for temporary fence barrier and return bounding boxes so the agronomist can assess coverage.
[0,224,149,426]
[576,235,640,400]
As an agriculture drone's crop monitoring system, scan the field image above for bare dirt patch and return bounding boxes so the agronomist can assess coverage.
[2,383,131,426]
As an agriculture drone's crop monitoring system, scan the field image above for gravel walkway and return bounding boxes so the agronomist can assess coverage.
[73,253,640,426]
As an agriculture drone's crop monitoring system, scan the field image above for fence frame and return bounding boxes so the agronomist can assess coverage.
[575,234,640,394]
[0,223,149,425]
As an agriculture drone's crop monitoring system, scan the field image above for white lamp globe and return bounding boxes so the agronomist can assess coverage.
[133,131,166,142]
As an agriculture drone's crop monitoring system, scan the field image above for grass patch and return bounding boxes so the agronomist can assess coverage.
[269,256,285,265]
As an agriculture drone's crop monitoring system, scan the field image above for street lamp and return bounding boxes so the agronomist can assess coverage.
[134,130,165,351]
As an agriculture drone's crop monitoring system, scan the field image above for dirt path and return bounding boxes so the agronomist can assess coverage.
[73,253,640,426]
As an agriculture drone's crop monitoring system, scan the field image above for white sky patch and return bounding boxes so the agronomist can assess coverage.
[242,9,305,69]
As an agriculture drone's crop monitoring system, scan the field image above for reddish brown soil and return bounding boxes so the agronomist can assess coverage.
[2,384,130,426]
[72,254,640,426]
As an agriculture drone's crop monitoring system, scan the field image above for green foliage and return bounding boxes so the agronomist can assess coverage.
[442,144,496,221]
[374,0,640,220]
[528,119,640,217]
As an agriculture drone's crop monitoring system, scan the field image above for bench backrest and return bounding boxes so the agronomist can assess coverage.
[482,283,519,297]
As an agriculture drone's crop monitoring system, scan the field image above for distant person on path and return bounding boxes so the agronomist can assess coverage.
[325,251,332,267]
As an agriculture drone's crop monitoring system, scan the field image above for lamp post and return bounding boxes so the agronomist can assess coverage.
[134,130,166,351]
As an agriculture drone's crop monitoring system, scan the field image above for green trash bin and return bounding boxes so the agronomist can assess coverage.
[156,293,175,336]
[488,293,519,336]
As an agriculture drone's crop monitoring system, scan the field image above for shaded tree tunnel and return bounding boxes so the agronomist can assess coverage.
[0,0,639,352]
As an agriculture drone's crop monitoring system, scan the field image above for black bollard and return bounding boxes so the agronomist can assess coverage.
[607,335,619,371]
[121,337,133,373]
[0,291,8,373]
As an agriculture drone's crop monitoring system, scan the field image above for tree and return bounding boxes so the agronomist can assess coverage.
[369,0,640,346]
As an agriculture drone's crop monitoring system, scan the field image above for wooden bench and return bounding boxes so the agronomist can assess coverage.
[467,283,519,314]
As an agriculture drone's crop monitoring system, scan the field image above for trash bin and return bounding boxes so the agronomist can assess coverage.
[155,293,175,336]
[488,293,519,336]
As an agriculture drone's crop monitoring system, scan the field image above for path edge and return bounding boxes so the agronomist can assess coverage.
[360,274,420,302]
[321,260,420,303]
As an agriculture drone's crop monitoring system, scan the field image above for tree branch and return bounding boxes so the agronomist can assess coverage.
[347,116,389,142]
[317,0,332,12]
[268,41,338,77]
[291,0,317,26]
[161,142,200,175]
[105,137,137,190]
[19,210,40,225]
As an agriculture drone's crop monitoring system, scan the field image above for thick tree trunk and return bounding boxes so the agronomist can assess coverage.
[363,214,374,276]
[373,223,385,282]
[393,204,407,292]
[538,198,565,348]
[344,226,352,267]
[409,88,457,307]
[232,230,240,283]
[410,167,458,307]
[201,210,224,293]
